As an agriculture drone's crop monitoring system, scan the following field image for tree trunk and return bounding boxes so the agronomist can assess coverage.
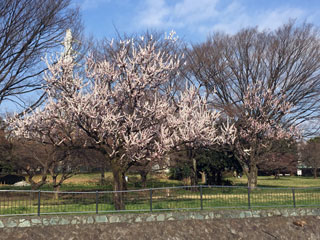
[112,164,125,210]
[27,170,47,191]
[53,185,60,200]
[51,175,60,200]
[247,164,258,189]
[29,177,46,190]
[29,176,44,200]
[100,167,105,184]
[313,168,318,179]
[190,158,198,191]
[217,172,222,185]
[140,171,148,188]
[200,171,206,184]
[239,150,259,189]
[122,172,128,190]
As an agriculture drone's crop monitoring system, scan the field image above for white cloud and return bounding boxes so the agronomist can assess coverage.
[257,8,305,31]
[173,0,219,23]
[211,7,307,34]
[138,0,170,27]
[209,1,251,34]
[135,0,219,29]
[134,0,312,38]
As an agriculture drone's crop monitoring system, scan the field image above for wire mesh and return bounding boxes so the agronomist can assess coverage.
[0,186,320,216]
[250,187,293,208]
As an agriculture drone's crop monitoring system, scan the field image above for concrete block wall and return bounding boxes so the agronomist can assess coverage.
[0,208,319,228]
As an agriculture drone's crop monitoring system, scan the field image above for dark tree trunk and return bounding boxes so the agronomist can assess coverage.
[216,172,222,185]
[140,171,148,188]
[111,162,126,210]
[28,174,47,200]
[28,174,47,190]
[313,168,318,179]
[239,150,259,189]
[122,172,127,190]
[100,167,106,184]
[190,157,198,191]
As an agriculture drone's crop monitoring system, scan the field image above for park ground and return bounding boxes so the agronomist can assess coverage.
[1,173,320,239]
[1,173,320,216]
[1,172,319,191]
[0,172,320,191]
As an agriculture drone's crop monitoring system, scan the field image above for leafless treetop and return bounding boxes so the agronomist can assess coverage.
[187,22,320,135]
[0,0,82,111]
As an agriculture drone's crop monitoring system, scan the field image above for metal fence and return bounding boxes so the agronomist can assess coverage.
[1,185,320,216]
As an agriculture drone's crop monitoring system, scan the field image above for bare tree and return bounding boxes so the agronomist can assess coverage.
[9,138,86,191]
[0,0,82,111]
[48,147,88,199]
[0,119,13,174]
[301,137,320,178]
[186,22,320,187]
[10,140,48,189]
[257,139,298,178]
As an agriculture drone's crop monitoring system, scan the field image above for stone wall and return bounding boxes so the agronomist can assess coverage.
[0,208,319,228]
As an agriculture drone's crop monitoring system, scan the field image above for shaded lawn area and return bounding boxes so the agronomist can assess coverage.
[1,173,320,191]
[0,172,182,191]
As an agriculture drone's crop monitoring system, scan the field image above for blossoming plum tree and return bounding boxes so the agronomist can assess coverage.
[167,85,236,187]
[233,82,298,187]
[9,33,236,209]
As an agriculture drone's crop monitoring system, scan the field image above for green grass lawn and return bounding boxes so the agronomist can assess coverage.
[1,173,320,215]
[226,175,320,188]
[2,187,320,215]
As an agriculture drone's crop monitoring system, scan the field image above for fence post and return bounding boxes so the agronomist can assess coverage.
[200,185,203,210]
[37,190,41,216]
[292,188,296,208]
[149,189,153,212]
[248,187,251,209]
[96,191,99,214]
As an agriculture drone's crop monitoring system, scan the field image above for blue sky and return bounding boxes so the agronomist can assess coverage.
[1,0,320,114]
[77,0,320,42]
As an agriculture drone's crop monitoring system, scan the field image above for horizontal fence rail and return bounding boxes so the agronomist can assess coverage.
[0,186,320,216]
